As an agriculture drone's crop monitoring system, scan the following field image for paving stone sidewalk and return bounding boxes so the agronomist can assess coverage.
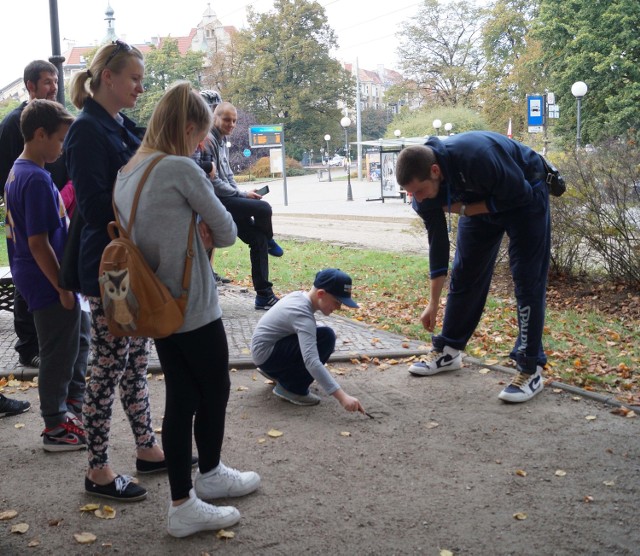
[0,285,429,380]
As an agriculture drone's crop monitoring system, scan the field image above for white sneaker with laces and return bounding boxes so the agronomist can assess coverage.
[167,489,240,538]
[194,462,261,500]
[408,346,463,376]
[498,366,544,403]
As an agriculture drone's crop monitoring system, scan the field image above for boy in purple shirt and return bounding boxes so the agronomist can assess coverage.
[4,99,86,451]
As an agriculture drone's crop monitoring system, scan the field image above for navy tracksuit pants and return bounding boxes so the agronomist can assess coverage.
[432,182,550,373]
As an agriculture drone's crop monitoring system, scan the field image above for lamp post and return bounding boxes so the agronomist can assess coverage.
[394,129,401,139]
[340,116,353,201]
[324,133,332,182]
[432,119,442,136]
[444,122,453,135]
[571,81,588,149]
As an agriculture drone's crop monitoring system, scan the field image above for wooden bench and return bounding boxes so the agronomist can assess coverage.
[0,266,15,313]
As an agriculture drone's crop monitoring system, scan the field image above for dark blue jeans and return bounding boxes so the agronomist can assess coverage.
[260,326,336,395]
[433,183,550,373]
[220,196,273,296]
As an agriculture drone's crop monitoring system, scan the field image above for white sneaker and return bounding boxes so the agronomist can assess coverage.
[194,462,261,500]
[498,366,544,403]
[167,489,240,538]
[408,346,463,376]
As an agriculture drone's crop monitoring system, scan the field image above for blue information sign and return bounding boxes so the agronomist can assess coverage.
[527,95,545,126]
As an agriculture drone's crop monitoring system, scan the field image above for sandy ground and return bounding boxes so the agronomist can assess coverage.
[1,360,638,555]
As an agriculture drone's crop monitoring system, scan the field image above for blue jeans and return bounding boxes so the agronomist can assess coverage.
[260,327,336,395]
[433,183,550,373]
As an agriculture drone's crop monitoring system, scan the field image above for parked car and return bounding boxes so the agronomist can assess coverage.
[329,155,345,166]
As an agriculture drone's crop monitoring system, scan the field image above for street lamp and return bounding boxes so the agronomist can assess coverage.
[340,116,353,201]
[444,122,453,135]
[432,119,442,136]
[324,133,332,182]
[571,81,588,149]
[394,129,401,139]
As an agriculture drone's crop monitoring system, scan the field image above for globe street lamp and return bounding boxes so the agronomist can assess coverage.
[444,122,453,135]
[394,129,401,139]
[432,119,442,136]
[340,116,353,201]
[324,133,332,182]
[571,81,588,149]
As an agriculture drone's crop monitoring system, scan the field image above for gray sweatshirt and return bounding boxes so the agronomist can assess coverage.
[251,291,340,394]
[114,153,237,333]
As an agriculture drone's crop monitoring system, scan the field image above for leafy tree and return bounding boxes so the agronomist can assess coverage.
[125,39,205,126]
[360,108,393,141]
[396,0,487,108]
[387,105,487,138]
[201,32,242,97]
[226,0,353,159]
[479,0,544,140]
[533,0,640,145]
[0,99,20,120]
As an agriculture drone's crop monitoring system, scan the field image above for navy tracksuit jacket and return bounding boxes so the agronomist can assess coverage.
[413,131,550,372]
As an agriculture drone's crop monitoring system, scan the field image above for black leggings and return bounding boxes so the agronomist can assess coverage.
[154,318,230,501]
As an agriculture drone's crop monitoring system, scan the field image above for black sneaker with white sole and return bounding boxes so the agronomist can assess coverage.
[0,394,31,418]
[408,346,463,376]
[85,474,147,502]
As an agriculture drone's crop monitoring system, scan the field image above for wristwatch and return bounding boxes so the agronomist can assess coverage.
[459,204,467,217]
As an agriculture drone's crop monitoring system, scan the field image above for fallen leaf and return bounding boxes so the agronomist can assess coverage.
[216,529,235,539]
[48,518,63,526]
[585,415,597,421]
[28,540,41,547]
[440,550,454,556]
[425,421,439,429]
[515,469,527,477]
[257,438,266,444]
[95,506,116,519]
[478,369,490,375]
[555,470,567,477]
[14,423,25,429]
[74,532,97,544]
[236,386,249,392]
[10,523,29,534]
[552,388,562,393]
[584,495,594,503]
[603,480,615,487]
[340,431,351,437]
[267,429,283,438]
[513,512,527,520]
[0,510,18,520]
[80,504,100,512]
[571,396,582,401]
[485,359,499,365]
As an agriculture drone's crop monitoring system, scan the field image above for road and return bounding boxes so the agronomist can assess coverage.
[256,172,430,254]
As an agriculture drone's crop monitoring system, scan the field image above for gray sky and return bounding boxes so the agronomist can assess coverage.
[1,0,427,87]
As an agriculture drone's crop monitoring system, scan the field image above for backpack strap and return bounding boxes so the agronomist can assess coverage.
[113,153,196,301]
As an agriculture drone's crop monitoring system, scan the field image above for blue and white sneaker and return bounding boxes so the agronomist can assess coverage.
[498,366,544,403]
[408,346,462,376]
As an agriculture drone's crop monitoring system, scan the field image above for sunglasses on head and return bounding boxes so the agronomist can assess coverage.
[104,39,132,67]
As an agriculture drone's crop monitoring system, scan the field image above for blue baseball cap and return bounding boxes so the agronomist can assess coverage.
[314,268,359,308]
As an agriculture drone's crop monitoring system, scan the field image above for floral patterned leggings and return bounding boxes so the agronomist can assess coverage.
[84,297,157,469]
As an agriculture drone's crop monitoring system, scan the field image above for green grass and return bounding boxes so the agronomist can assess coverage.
[216,238,639,399]
[0,226,7,266]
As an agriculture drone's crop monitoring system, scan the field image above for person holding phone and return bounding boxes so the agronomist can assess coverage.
[203,101,284,311]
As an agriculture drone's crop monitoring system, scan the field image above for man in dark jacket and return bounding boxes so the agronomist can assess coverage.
[0,60,65,369]
[395,131,551,403]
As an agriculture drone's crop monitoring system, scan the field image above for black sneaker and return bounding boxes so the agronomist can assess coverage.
[85,474,147,502]
[136,455,199,474]
[19,355,40,368]
[255,293,279,310]
[214,272,231,285]
[0,394,31,418]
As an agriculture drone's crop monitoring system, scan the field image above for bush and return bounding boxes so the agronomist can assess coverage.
[549,139,640,285]
[246,156,305,178]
